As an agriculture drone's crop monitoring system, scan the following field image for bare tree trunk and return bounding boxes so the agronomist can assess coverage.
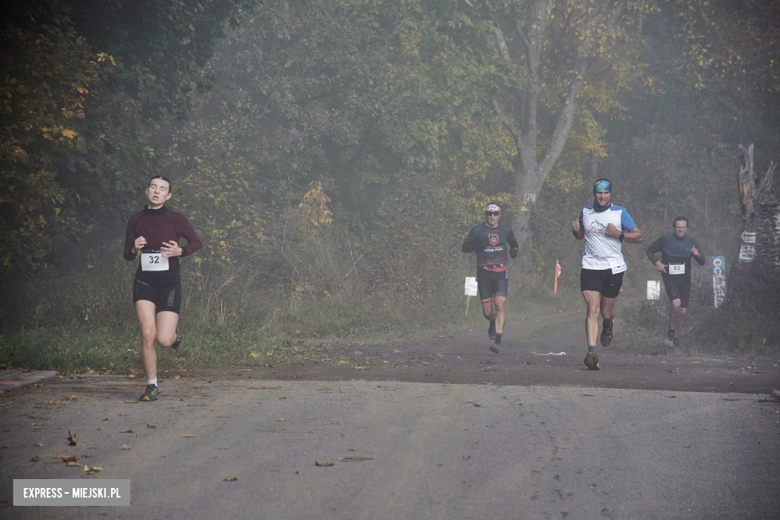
[482,0,630,272]
[729,144,776,304]
[737,144,774,235]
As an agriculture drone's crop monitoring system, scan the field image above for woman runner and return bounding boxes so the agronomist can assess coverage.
[123,176,202,401]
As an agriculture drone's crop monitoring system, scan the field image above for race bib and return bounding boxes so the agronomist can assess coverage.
[141,250,169,272]
[611,263,627,274]
[668,263,685,275]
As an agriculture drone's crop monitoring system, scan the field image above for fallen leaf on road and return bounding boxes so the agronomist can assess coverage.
[668,370,677,373]
[61,395,78,401]
[84,465,103,473]
[683,445,691,448]
[315,461,334,467]
[0,401,14,406]
[67,432,78,446]
[121,430,134,434]
[218,447,230,450]
[173,375,180,379]
[53,455,78,463]
[31,423,43,426]
[666,395,677,399]
[30,456,40,462]
[181,434,196,438]
[354,366,366,369]
[278,396,287,399]
[34,442,44,447]
[124,401,139,404]
[120,445,134,450]
[147,424,156,428]
[338,456,374,461]
[223,477,239,481]
[276,418,286,422]
[127,375,135,379]
[472,403,481,407]
[295,470,306,475]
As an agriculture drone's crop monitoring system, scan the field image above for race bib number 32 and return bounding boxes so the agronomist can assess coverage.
[141,251,169,272]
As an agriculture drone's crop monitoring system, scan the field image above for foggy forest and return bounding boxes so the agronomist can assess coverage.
[2,0,778,372]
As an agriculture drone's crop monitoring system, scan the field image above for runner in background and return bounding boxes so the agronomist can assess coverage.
[462,203,518,354]
[645,217,705,348]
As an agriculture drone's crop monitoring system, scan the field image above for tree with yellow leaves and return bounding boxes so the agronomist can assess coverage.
[0,15,103,267]
[341,0,654,270]
[462,0,654,268]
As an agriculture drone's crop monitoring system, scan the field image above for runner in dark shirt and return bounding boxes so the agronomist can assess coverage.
[645,216,705,348]
[462,202,518,354]
[124,176,201,401]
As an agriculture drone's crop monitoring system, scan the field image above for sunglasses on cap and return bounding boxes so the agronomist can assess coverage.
[486,211,500,216]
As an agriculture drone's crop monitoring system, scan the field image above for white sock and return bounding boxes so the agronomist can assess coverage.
[147,378,158,386]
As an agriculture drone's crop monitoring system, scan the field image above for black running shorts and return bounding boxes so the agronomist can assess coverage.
[133,269,182,314]
[477,269,508,301]
[580,268,623,298]
[662,274,691,308]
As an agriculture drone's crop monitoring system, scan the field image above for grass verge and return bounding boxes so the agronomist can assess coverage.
[0,283,586,374]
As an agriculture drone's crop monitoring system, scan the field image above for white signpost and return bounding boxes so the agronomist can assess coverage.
[646,280,660,300]
[739,231,756,263]
[711,256,726,308]
[464,277,478,315]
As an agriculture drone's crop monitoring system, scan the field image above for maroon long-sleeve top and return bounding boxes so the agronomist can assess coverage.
[123,206,202,271]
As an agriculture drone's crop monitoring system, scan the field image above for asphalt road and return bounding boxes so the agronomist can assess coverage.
[1,316,779,519]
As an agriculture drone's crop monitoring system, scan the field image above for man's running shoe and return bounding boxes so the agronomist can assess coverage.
[171,328,182,351]
[489,343,500,354]
[139,384,158,402]
[584,351,600,370]
[600,322,613,347]
[663,329,674,349]
[487,320,496,341]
